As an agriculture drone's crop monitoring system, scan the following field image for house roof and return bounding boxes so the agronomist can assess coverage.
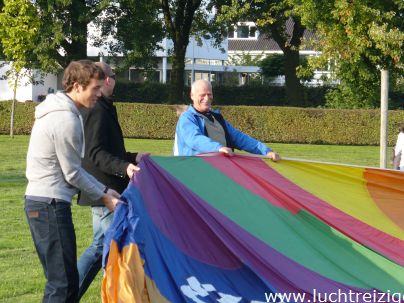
[228,19,316,52]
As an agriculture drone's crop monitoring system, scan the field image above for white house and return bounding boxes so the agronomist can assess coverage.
[0,26,231,101]
[227,20,329,86]
[0,19,325,101]
[0,63,58,102]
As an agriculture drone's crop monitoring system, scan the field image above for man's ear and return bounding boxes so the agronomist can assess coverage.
[72,82,81,93]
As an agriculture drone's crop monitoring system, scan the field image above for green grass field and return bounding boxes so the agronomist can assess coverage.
[0,135,385,302]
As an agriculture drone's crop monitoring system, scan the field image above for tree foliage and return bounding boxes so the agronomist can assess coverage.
[92,1,164,71]
[259,54,285,78]
[291,0,404,108]
[0,0,43,137]
[29,0,112,68]
[259,54,312,82]
[218,0,307,105]
[0,0,40,71]
[160,0,227,103]
[0,0,4,58]
[227,51,265,66]
[98,0,227,103]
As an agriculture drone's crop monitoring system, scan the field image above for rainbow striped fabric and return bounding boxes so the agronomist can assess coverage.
[102,154,404,303]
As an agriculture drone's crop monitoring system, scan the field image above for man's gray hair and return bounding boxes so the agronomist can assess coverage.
[191,79,212,94]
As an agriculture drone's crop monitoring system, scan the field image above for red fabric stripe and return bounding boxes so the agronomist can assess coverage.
[202,155,404,265]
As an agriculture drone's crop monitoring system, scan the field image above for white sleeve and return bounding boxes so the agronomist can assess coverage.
[53,114,105,201]
[395,132,404,156]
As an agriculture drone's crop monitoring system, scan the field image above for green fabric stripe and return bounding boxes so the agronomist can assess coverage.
[152,156,404,291]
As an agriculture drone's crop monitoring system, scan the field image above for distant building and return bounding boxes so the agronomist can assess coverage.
[227,19,328,86]
[0,19,327,101]
[0,63,58,102]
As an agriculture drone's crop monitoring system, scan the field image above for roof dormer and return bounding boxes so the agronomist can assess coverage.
[228,22,258,40]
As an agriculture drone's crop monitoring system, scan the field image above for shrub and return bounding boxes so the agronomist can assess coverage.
[113,82,170,103]
[2,101,404,146]
[113,82,329,107]
[0,101,36,135]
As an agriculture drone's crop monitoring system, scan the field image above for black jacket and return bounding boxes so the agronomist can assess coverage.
[78,96,137,206]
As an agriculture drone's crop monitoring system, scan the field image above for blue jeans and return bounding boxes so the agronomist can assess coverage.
[77,206,113,300]
[25,198,78,303]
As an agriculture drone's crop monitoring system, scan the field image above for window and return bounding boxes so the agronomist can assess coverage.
[193,59,223,66]
[228,23,258,39]
[249,26,257,38]
[195,59,210,65]
[195,72,209,81]
[237,25,249,38]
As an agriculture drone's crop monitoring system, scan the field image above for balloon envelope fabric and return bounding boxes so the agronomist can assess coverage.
[102,154,404,303]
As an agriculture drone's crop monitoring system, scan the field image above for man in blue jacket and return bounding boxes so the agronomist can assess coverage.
[174,79,280,160]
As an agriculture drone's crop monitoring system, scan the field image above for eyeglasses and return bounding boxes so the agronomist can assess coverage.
[108,74,116,80]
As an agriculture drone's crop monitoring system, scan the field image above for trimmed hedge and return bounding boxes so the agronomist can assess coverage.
[1,101,404,145]
[113,82,328,107]
[0,101,36,135]
[113,82,404,108]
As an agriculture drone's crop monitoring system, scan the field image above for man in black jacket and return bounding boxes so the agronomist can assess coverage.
[77,62,146,300]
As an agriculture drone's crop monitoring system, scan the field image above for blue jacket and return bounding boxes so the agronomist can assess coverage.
[174,105,272,156]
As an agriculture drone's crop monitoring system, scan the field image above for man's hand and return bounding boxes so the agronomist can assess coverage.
[136,152,150,163]
[126,163,140,178]
[219,147,232,155]
[267,151,281,161]
[106,188,120,198]
[101,192,121,212]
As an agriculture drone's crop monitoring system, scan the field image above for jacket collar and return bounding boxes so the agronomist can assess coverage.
[99,95,114,106]
[188,105,220,116]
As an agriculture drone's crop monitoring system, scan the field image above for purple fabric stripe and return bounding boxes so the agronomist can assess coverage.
[135,157,241,269]
[134,157,376,300]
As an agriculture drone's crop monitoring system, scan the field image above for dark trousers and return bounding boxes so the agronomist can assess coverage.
[25,198,79,303]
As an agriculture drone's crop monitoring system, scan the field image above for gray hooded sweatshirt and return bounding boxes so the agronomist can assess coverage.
[25,92,105,202]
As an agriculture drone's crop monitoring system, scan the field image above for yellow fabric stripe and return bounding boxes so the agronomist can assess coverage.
[266,159,403,240]
[102,241,169,303]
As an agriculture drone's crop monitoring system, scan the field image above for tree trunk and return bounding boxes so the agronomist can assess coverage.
[59,0,88,66]
[268,17,306,105]
[169,48,186,103]
[161,0,201,104]
[10,72,19,138]
[284,49,304,105]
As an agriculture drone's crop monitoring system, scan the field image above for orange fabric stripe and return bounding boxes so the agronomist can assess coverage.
[102,241,150,303]
[102,241,170,302]
[364,169,404,230]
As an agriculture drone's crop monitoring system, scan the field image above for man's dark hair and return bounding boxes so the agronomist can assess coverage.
[63,60,105,92]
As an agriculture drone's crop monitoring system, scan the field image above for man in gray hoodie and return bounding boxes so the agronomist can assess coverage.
[25,60,121,303]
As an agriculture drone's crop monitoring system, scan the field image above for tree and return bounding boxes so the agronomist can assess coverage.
[0,0,43,137]
[0,0,4,58]
[259,54,285,79]
[156,0,227,102]
[93,0,165,73]
[0,0,114,76]
[162,0,226,102]
[31,0,112,68]
[100,0,227,103]
[291,0,404,108]
[227,51,265,66]
[218,0,307,105]
[259,54,312,83]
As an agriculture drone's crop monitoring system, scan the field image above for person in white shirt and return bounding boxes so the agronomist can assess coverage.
[393,124,404,170]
